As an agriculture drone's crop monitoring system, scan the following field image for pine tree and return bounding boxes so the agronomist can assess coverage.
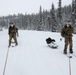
[37,6,43,30]
[71,0,76,33]
[57,0,62,31]
[71,0,75,25]
[74,0,76,21]
[58,0,62,22]
[50,3,57,32]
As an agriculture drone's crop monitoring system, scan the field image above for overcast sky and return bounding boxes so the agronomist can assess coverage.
[0,0,72,16]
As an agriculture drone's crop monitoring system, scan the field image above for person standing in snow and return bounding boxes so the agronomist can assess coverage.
[8,22,18,47]
[61,21,74,54]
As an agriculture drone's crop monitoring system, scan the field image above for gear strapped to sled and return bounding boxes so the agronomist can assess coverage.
[46,37,58,48]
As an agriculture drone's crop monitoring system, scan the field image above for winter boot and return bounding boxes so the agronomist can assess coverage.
[70,49,73,54]
[15,42,18,46]
[8,44,11,47]
[63,50,67,54]
[8,44,11,48]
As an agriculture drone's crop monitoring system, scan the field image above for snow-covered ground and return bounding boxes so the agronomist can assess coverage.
[0,29,76,75]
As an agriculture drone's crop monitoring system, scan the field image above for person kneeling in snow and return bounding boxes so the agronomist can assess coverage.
[46,37,58,48]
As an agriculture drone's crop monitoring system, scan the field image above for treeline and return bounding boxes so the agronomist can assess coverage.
[0,0,76,33]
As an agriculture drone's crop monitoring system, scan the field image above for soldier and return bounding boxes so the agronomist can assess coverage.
[61,21,74,54]
[8,22,18,47]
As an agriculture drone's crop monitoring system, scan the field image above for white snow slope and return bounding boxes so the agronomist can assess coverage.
[0,29,76,75]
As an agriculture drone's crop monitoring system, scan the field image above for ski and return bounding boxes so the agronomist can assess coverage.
[11,45,16,47]
[71,54,76,57]
[61,51,72,58]
[64,54,72,58]
[8,45,16,48]
[64,53,76,58]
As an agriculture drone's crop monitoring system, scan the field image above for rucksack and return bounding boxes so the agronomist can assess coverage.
[46,37,55,44]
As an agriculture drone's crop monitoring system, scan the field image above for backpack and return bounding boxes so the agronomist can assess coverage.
[46,37,55,44]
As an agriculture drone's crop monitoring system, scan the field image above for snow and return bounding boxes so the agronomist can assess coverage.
[0,29,76,75]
